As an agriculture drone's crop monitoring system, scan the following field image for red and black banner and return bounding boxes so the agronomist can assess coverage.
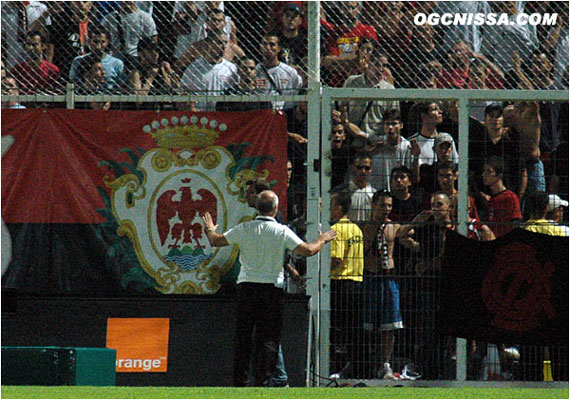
[438,229,568,346]
[1,109,288,296]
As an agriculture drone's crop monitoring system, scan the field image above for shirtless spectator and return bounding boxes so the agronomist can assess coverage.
[10,30,60,94]
[340,42,399,139]
[361,190,404,380]
[179,32,238,112]
[321,1,378,87]
[101,1,157,65]
[514,51,563,184]
[174,3,243,72]
[47,1,94,78]
[70,25,124,92]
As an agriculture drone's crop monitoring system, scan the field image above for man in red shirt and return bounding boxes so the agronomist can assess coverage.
[321,1,378,87]
[481,155,522,238]
[10,30,60,94]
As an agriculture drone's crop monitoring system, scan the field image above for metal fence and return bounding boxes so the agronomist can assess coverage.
[314,88,569,386]
[2,0,569,387]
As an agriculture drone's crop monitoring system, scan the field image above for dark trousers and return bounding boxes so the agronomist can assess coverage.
[233,282,283,386]
[330,279,364,378]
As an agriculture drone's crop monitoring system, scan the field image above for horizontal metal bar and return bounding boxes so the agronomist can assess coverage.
[1,94,309,103]
[1,95,68,102]
[322,88,569,101]
[3,89,567,104]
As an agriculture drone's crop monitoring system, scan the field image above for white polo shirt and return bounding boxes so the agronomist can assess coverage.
[224,216,304,286]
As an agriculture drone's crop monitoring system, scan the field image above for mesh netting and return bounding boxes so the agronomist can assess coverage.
[2,1,568,99]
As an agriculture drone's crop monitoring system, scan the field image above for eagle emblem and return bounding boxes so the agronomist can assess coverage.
[156,179,217,250]
[106,115,259,294]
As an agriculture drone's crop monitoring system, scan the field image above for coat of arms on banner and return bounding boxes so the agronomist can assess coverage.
[101,115,274,294]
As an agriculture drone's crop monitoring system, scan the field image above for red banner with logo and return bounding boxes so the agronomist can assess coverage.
[439,229,568,346]
[1,109,288,295]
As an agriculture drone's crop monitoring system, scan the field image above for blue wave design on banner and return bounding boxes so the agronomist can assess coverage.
[164,253,212,271]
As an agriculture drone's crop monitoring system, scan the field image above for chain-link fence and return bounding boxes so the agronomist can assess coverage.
[2,1,568,101]
[312,89,569,385]
[315,88,568,384]
[1,0,569,387]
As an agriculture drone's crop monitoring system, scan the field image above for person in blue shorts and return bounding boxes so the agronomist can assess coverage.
[362,190,404,379]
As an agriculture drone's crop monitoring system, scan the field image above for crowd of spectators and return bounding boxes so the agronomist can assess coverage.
[2,1,568,97]
[2,1,568,382]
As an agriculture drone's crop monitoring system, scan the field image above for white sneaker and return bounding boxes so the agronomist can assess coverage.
[401,364,421,380]
[378,363,396,380]
[504,347,520,360]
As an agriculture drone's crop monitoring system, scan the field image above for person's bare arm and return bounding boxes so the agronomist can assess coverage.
[518,101,542,159]
[512,51,534,90]
[472,51,505,81]
[202,212,230,247]
[476,223,496,241]
[288,132,308,144]
[410,138,421,184]
[332,107,369,142]
[293,230,337,257]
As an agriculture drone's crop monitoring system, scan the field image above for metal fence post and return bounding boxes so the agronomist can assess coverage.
[305,0,322,386]
[456,95,470,382]
[66,83,75,109]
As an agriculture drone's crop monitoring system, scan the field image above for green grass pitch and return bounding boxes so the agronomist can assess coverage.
[1,386,568,399]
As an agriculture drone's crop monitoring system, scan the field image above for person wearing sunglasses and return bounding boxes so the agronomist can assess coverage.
[332,152,377,225]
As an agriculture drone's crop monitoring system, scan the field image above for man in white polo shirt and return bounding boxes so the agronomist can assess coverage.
[202,190,336,386]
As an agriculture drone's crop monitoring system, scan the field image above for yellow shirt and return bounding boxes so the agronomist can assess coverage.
[523,219,567,237]
[330,217,364,281]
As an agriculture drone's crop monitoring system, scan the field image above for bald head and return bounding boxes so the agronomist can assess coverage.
[256,190,279,215]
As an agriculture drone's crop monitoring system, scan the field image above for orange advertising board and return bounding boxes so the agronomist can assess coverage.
[106,318,170,373]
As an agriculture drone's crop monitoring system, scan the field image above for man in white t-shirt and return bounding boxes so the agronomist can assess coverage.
[202,191,336,386]
[408,102,459,167]
[179,32,238,111]
[101,1,158,61]
[255,33,303,111]
[370,109,420,191]
[332,153,377,224]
